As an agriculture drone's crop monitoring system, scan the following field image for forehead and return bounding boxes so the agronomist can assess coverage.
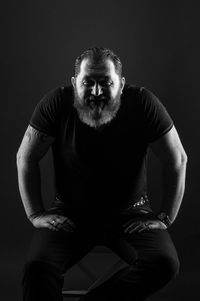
[79,58,117,78]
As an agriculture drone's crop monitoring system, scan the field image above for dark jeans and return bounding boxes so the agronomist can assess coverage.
[22,210,180,301]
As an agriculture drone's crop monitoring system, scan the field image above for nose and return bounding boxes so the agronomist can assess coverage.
[91,83,103,96]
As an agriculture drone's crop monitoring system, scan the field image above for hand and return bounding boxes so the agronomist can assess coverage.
[30,212,76,232]
[122,218,167,234]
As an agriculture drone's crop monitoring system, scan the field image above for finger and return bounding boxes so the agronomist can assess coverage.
[46,218,59,228]
[47,215,64,224]
[48,219,59,228]
[49,219,73,231]
[122,219,136,228]
[62,226,74,233]
[48,221,72,232]
[65,218,76,228]
[138,228,146,233]
[62,221,75,231]
[124,221,141,233]
[47,224,59,231]
[53,215,76,228]
[59,221,74,232]
[54,223,64,230]
[138,225,151,233]
[129,223,145,234]
[47,218,73,232]
[55,216,68,224]
[48,216,66,227]
[58,223,74,232]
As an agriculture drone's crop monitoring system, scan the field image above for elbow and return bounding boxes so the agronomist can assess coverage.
[16,150,25,167]
[181,150,188,165]
[173,151,188,171]
[16,152,37,168]
[164,150,188,172]
[16,155,26,170]
[16,151,22,167]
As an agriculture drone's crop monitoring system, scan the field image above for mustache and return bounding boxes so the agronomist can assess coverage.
[85,95,109,107]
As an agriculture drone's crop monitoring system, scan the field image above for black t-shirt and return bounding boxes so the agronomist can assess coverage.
[29,84,173,223]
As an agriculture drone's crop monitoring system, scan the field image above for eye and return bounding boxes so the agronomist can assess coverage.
[101,80,113,87]
[82,80,93,87]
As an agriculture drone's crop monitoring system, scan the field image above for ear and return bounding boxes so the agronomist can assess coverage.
[120,77,126,93]
[71,77,76,88]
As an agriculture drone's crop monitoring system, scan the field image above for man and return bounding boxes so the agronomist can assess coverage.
[16,47,188,301]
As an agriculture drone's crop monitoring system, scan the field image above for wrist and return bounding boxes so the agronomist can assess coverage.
[28,210,45,221]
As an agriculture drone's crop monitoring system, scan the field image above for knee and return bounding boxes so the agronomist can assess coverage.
[22,260,61,283]
[155,253,180,282]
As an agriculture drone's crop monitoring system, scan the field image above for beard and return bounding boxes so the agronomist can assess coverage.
[73,88,122,130]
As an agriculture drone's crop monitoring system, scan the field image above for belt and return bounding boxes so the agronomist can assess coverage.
[122,194,150,212]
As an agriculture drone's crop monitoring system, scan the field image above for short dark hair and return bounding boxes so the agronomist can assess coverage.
[74,47,123,77]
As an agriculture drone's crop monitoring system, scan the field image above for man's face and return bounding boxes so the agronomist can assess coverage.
[71,58,125,129]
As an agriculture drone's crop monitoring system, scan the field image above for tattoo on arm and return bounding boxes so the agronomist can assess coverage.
[25,126,49,144]
[18,125,55,161]
[25,129,32,143]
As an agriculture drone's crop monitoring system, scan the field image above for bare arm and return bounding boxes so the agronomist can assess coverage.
[122,125,188,234]
[16,125,55,220]
[149,125,188,223]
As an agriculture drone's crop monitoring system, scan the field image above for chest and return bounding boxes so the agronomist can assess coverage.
[56,109,147,170]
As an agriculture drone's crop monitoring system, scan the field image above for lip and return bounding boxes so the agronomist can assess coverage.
[88,102,104,110]
[87,96,108,104]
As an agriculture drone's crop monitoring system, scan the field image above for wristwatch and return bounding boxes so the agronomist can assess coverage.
[157,212,172,228]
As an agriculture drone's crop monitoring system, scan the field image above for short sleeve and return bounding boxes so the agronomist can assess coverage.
[140,87,174,143]
[29,87,62,136]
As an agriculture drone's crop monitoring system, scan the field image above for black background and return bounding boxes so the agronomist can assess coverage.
[1,1,199,300]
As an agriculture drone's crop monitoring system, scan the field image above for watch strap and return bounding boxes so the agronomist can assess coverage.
[157,212,172,228]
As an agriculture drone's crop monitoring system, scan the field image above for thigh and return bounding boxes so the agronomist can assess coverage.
[25,211,97,274]
[106,212,179,265]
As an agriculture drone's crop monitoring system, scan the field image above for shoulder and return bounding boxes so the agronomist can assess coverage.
[137,86,165,109]
[122,83,154,104]
[122,83,141,97]
[40,85,73,103]
[123,84,159,99]
[37,85,73,112]
[121,83,141,109]
[125,85,168,116]
[121,84,151,116]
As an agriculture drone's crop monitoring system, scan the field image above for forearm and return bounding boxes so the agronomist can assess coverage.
[16,159,45,220]
[160,160,187,223]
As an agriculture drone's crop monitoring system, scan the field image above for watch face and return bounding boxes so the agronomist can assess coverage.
[157,212,172,227]
[158,212,166,220]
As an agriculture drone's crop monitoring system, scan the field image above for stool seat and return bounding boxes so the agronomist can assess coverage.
[62,289,88,297]
[62,246,125,298]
